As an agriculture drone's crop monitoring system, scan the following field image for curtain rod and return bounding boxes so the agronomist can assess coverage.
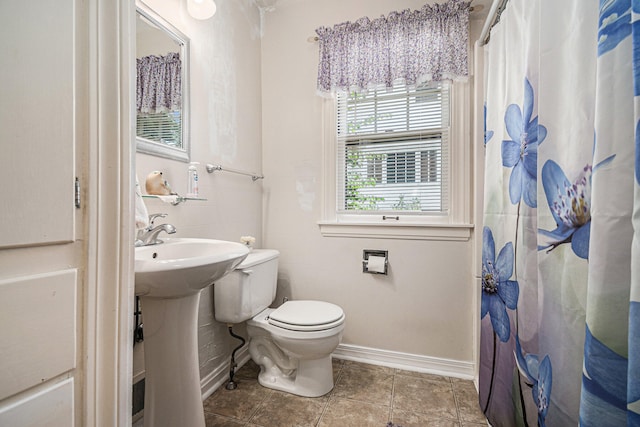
[205,164,264,181]
[479,0,510,46]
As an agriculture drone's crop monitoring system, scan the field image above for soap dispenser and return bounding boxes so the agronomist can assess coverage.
[187,162,199,197]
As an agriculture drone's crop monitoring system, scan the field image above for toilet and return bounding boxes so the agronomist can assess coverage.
[214,249,345,397]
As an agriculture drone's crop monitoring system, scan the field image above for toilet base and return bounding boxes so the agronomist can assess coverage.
[255,354,334,397]
[246,306,344,398]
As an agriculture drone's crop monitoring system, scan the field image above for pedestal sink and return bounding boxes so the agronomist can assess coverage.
[135,238,249,427]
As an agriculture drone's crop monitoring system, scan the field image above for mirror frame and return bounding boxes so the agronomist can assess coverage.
[135,1,190,162]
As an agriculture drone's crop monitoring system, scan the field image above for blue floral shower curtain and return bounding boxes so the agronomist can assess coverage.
[480,0,640,426]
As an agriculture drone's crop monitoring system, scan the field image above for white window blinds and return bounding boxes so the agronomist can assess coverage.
[136,110,183,147]
[336,83,450,215]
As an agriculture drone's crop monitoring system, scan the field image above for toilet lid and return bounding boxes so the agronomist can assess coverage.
[268,300,345,332]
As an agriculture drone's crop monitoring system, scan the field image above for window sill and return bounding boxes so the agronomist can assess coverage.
[317,221,473,241]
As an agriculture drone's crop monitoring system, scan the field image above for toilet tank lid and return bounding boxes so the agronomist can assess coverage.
[236,249,279,269]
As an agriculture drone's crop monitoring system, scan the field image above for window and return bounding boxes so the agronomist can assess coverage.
[336,83,450,216]
[319,81,471,241]
[136,110,183,147]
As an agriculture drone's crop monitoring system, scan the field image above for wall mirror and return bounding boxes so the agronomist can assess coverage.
[136,2,190,162]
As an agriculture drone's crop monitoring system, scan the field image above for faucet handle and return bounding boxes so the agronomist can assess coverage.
[148,213,167,226]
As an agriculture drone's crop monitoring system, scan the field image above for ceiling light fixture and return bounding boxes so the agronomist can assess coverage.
[187,0,217,20]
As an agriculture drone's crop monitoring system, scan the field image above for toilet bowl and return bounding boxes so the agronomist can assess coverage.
[247,301,345,397]
[214,250,345,397]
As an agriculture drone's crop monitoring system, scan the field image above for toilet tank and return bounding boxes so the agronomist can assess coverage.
[213,249,279,324]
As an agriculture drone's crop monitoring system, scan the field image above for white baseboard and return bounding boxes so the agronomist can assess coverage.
[333,343,475,380]
[199,343,476,400]
[200,345,251,400]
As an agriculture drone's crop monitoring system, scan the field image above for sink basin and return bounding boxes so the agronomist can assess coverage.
[135,237,249,298]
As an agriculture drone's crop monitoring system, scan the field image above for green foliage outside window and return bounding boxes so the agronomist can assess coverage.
[345,150,383,210]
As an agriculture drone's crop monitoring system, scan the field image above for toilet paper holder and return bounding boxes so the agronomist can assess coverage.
[362,250,388,275]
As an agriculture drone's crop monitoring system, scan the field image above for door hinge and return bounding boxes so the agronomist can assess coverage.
[75,177,81,208]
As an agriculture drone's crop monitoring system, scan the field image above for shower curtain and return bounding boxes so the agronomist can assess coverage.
[480,0,640,426]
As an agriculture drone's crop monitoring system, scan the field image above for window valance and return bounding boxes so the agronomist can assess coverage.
[315,0,470,95]
[136,52,182,114]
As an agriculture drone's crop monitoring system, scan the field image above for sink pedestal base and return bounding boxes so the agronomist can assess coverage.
[141,293,205,427]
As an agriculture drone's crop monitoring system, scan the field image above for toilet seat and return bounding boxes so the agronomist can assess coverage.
[268,300,345,332]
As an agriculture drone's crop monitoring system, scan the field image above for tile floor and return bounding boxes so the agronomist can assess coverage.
[203,358,487,427]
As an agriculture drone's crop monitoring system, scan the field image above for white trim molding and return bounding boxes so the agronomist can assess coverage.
[333,343,475,380]
[202,344,475,396]
[318,221,473,241]
[84,0,135,425]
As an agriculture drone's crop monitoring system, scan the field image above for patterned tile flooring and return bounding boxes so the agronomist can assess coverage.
[203,359,487,427]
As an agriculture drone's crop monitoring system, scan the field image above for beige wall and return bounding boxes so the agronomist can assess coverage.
[134,0,485,385]
[260,0,484,365]
[134,0,263,382]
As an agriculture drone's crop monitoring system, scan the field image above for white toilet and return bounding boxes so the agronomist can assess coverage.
[214,249,345,397]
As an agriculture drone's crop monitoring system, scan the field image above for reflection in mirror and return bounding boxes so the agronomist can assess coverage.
[136,2,190,162]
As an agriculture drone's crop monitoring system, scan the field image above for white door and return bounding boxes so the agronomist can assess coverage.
[0,1,87,424]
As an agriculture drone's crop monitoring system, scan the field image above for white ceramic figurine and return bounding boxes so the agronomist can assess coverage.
[145,171,175,195]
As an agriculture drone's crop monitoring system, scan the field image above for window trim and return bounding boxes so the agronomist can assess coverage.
[318,81,473,241]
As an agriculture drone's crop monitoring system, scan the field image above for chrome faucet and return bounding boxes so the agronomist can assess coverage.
[136,213,177,246]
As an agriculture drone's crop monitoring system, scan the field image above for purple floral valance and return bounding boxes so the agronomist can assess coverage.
[136,52,182,114]
[315,0,470,95]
